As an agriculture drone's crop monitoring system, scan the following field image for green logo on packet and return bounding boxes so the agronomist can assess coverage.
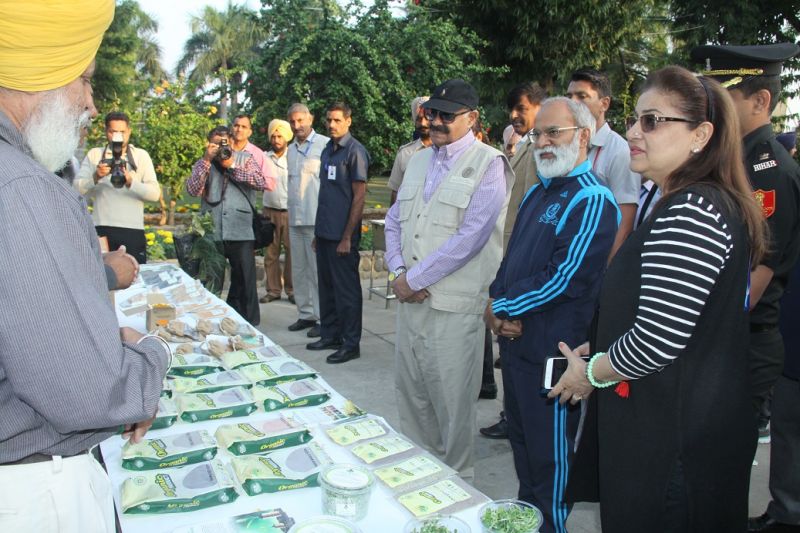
[149,440,169,458]
[154,474,177,497]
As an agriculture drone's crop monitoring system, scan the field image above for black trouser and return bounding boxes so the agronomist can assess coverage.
[96,225,146,265]
[316,236,362,351]
[767,375,800,524]
[220,240,260,326]
[748,327,784,422]
[481,327,497,391]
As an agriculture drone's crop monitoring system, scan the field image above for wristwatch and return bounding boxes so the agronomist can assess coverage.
[388,266,407,282]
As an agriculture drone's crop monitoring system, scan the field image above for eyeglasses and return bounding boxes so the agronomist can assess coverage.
[423,108,471,124]
[528,126,580,142]
[626,114,697,133]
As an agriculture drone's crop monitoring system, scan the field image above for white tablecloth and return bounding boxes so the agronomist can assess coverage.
[101,264,489,532]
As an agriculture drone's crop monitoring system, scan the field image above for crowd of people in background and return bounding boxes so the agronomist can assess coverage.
[2,1,800,532]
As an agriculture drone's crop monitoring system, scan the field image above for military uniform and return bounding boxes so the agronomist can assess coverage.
[692,42,800,533]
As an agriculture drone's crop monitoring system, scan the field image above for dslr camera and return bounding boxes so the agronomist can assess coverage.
[102,131,127,188]
[217,137,233,161]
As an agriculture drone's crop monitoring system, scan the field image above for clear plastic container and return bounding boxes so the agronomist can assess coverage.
[289,515,362,533]
[319,463,374,522]
[404,514,472,532]
[478,499,543,533]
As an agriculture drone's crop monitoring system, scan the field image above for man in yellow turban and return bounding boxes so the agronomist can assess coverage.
[261,118,295,304]
[0,3,171,531]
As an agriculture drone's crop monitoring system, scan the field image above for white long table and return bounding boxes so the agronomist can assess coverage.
[101,264,489,532]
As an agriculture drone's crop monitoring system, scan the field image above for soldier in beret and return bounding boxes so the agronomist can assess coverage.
[692,42,800,533]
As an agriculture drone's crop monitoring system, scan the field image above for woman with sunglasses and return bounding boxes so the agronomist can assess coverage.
[549,65,767,531]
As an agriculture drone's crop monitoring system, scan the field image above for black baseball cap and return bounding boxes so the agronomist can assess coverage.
[690,43,800,88]
[423,79,479,113]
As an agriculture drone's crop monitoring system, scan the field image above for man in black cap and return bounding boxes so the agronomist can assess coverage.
[692,42,800,533]
[383,79,513,480]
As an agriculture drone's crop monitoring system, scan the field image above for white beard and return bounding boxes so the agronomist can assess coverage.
[534,132,582,179]
[22,88,90,172]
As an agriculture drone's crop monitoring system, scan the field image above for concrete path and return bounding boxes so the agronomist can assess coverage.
[255,284,773,532]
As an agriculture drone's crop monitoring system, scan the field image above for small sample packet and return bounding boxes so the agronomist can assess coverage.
[252,379,330,412]
[231,442,331,496]
[170,370,251,394]
[397,477,488,518]
[349,434,416,465]
[220,317,258,337]
[237,358,317,387]
[373,453,453,491]
[178,387,257,423]
[121,460,238,514]
[151,397,179,430]
[325,417,389,446]
[215,417,312,456]
[122,430,218,471]
[168,353,225,378]
[285,399,366,426]
[231,334,265,350]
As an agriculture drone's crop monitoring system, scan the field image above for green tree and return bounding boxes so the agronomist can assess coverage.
[93,0,165,115]
[177,1,266,121]
[248,0,503,173]
[136,82,214,225]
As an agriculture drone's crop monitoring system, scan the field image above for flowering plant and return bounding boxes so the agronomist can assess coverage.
[145,227,177,261]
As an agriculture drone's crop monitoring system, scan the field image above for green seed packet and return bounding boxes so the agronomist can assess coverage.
[168,353,225,378]
[215,417,312,455]
[398,479,475,518]
[238,358,317,387]
[231,442,331,496]
[122,430,218,471]
[325,418,388,446]
[374,455,446,489]
[178,387,258,423]
[151,398,178,430]
[121,460,238,514]
[350,435,415,465]
[171,370,252,394]
[252,379,330,412]
[219,349,273,370]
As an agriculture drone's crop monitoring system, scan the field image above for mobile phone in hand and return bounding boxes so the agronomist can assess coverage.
[542,356,590,390]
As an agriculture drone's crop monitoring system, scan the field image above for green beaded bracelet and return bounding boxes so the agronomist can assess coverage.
[586,352,619,388]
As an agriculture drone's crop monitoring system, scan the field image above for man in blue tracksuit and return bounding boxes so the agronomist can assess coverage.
[486,97,619,533]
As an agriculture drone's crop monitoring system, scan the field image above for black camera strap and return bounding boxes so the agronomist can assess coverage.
[202,160,228,207]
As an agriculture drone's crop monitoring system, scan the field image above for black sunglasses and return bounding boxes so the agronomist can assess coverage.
[423,108,471,124]
[626,114,698,133]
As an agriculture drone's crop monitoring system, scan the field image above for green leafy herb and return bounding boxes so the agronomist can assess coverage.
[412,518,458,533]
[481,505,541,533]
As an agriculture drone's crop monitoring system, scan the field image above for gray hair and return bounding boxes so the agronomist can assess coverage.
[541,96,596,145]
[286,102,311,117]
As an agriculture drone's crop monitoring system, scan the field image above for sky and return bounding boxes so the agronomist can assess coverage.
[137,0,262,74]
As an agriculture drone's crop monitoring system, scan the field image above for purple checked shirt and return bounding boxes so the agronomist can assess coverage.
[384,131,507,291]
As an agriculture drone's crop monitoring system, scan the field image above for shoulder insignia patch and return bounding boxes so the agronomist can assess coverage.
[753,160,777,172]
[753,189,776,218]
[759,152,771,161]
[560,190,568,198]
[539,202,561,225]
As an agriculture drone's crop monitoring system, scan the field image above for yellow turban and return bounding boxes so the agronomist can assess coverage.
[268,119,293,142]
[0,0,115,92]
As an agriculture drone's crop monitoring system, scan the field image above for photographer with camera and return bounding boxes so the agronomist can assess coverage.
[187,125,268,325]
[75,111,160,264]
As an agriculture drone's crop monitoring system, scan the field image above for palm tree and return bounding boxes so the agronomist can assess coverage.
[176,2,265,121]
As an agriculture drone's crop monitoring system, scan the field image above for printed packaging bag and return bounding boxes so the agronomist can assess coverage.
[121,460,238,514]
[238,358,317,387]
[215,417,312,456]
[122,430,217,471]
[231,442,331,495]
[177,387,258,423]
[252,379,330,412]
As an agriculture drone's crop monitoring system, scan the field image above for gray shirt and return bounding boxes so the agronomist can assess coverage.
[0,110,169,462]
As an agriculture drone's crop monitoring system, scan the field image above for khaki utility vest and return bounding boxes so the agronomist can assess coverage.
[396,142,513,314]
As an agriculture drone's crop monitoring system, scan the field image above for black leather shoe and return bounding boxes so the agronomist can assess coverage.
[327,348,360,364]
[307,324,321,338]
[288,319,316,332]
[307,338,342,351]
[479,386,498,400]
[479,418,508,439]
[749,512,800,532]
[288,295,296,304]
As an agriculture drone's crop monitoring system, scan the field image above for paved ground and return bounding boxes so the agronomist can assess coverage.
[254,283,773,532]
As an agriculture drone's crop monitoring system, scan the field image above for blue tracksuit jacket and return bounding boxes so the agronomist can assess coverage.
[490,160,619,367]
